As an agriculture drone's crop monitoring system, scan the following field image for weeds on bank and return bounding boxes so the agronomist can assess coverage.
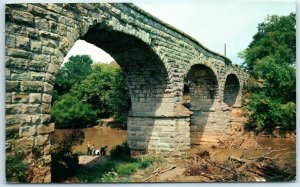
[75,142,162,182]
[75,156,160,182]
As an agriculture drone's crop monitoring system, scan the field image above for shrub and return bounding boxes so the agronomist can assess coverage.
[51,129,85,182]
[51,153,79,182]
[51,94,97,129]
[109,141,131,161]
[6,151,29,183]
[115,163,140,176]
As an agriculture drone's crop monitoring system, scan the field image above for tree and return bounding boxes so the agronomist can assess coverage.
[71,63,116,118]
[71,62,131,126]
[54,55,93,96]
[240,13,296,131]
[51,129,84,182]
[240,13,296,70]
[51,94,97,129]
[107,62,131,127]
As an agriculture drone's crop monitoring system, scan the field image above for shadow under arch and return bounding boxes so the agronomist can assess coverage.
[223,74,240,107]
[81,26,172,154]
[185,64,218,145]
[82,26,169,117]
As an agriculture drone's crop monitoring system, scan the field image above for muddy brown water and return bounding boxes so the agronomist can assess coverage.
[55,126,127,154]
[56,126,295,168]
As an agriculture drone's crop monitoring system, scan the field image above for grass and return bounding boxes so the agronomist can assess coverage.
[75,156,161,183]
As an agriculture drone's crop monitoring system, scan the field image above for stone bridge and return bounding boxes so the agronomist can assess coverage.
[5,3,248,182]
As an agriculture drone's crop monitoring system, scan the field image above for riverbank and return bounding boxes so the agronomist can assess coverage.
[61,134,295,183]
[56,125,295,183]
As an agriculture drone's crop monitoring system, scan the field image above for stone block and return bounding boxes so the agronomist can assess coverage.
[5,81,21,92]
[5,57,28,69]
[31,72,45,81]
[25,104,41,114]
[11,92,28,103]
[11,71,30,81]
[31,114,42,125]
[14,136,34,153]
[41,114,51,124]
[5,68,11,79]
[35,135,49,146]
[11,10,34,26]
[32,54,51,62]
[42,46,55,55]
[41,103,51,114]
[6,104,26,114]
[16,35,30,51]
[45,73,56,84]
[29,93,42,103]
[47,63,58,75]
[5,93,12,103]
[19,125,36,137]
[42,39,58,48]
[39,30,60,40]
[7,48,32,58]
[28,60,48,72]
[37,123,54,135]
[6,124,19,140]
[31,40,42,52]
[35,17,49,30]
[6,35,16,48]
[42,94,52,103]
[21,81,44,92]
[44,82,53,93]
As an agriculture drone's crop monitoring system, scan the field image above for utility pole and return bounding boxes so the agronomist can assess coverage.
[224,43,227,57]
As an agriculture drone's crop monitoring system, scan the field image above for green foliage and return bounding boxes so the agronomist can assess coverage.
[6,151,29,183]
[75,161,116,182]
[51,129,84,182]
[51,94,97,129]
[106,63,131,127]
[240,13,296,132]
[245,94,296,131]
[51,57,130,129]
[54,55,93,96]
[71,63,116,118]
[75,154,159,183]
[70,62,131,127]
[109,141,131,161]
[240,13,296,70]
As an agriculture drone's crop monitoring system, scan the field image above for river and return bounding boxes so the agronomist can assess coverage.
[56,126,295,168]
[56,126,128,154]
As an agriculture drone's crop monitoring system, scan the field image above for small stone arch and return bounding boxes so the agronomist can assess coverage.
[184,64,219,145]
[223,73,241,107]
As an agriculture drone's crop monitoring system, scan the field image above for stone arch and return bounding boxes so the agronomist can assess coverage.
[81,26,169,117]
[185,64,219,145]
[223,74,240,107]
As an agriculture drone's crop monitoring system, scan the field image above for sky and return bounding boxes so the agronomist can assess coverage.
[64,0,295,65]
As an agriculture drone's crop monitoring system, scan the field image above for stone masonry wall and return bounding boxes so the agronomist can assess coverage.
[5,3,248,182]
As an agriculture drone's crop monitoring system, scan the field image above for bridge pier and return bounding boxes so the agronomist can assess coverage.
[128,115,190,157]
